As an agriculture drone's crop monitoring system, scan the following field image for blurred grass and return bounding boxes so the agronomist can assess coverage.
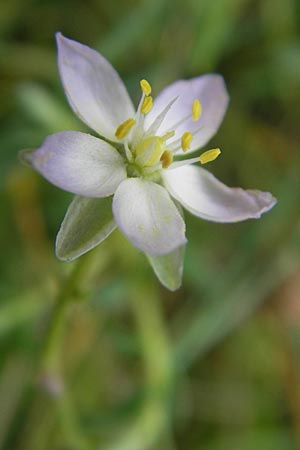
[1,0,300,449]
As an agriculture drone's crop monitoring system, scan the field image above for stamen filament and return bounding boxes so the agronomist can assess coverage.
[161,130,175,141]
[115,118,136,140]
[168,98,203,130]
[191,124,204,137]
[167,156,200,170]
[168,124,204,153]
[133,93,146,141]
[167,140,182,153]
[133,80,153,139]
[169,112,192,130]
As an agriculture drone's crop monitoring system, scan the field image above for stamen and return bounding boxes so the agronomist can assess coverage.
[140,79,152,96]
[132,80,152,140]
[141,96,153,114]
[167,156,200,170]
[192,99,202,121]
[166,148,221,170]
[161,130,175,141]
[167,99,202,133]
[199,148,221,164]
[115,118,136,140]
[160,150,173,169]
[181,131,193,152]
[168,124,204,153]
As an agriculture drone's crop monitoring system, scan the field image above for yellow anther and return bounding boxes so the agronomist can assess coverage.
[199,148,221,165]
[160,150,173,169]
[115,118,136,140]
[140,79,152,96]
[192,99,202,121]
[141,96,153,114]
[181,131,193,152]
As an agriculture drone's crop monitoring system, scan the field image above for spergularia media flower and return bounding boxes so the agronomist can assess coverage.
[25,33,276,290]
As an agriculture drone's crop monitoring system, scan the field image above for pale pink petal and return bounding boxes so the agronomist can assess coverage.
[112,178,187,255]
[145,75,229,153]
[28,131,126,197]
[56,33,135,141]
[163,165,276,222]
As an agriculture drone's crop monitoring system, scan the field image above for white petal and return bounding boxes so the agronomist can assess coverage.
[163,165,277,222]
[112,178,187,255]
[145,75,229,153]
[56,33,135,141]
[29,131,126,197]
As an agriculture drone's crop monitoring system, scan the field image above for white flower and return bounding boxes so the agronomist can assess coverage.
[25,33,276,290]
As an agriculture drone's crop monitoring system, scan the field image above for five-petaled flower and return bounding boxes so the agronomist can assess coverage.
[24,33,276,290]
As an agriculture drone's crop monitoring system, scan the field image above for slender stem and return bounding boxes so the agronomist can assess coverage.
[41,255,90,378]
[38,254,95,450]
[103,280,173,450]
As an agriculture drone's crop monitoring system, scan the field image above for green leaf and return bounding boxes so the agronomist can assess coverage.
[147,246,185,291]
[55,195,116,262]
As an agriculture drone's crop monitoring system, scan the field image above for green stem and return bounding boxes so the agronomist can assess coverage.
[41,256,90,377]
[39,254,95,450]
[103,280,173,450]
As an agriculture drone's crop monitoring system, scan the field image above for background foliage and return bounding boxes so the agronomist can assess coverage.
[1,0,300,449]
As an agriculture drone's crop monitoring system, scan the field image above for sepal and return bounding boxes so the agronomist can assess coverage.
[147,245,185,291]
[56,195,116,261]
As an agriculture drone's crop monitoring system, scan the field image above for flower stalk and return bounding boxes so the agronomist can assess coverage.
[104,280,173,450]
[39,255,95,450]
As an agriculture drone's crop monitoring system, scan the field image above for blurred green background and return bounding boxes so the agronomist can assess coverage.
[1,0,300,449]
